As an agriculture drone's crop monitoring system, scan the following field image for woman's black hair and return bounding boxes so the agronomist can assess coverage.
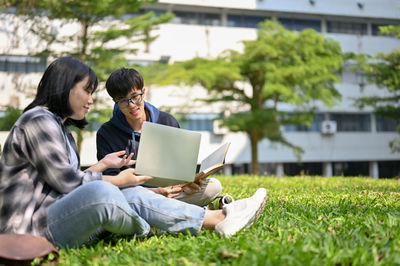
[105,67,144,101]
[24,57,98,129]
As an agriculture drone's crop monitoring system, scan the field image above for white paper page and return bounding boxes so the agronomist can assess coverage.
[199,142,230,173]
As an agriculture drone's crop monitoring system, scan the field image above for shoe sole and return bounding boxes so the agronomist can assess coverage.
[244,188,267,229]
[216,188,267,237]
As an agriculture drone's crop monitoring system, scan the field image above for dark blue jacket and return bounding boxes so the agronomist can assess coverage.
[96,102,179,175]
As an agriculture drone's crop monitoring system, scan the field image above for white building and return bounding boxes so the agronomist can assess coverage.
[1,0,400,177]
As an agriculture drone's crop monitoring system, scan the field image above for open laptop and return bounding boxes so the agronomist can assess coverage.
[135,122,202,187]
[135,122,230,187]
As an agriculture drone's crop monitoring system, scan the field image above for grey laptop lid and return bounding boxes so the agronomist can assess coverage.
[135,122,202,187]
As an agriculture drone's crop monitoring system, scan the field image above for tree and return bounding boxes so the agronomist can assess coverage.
[5,0,173,81]
[3,0,173,152]
[355,25,400,152]
[0,106,22,131]
[0,106,23,156]
[146,20,343,174]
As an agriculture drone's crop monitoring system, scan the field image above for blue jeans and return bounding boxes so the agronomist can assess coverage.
[47,181,205,248]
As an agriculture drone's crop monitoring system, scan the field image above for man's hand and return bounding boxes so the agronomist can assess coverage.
[182,182,201,194]
[182,174,206,194]
[156,186,183,198]
[103,168,152,188]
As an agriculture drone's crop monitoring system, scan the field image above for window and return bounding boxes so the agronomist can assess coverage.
[259,163,278,176]
[329,113,371,132]
[333,161,369,176]
[173,11,198,25]
[0,55,47,73]
[198,13,221,26]
[379,161,400,178]
[278,18,321,32]
[371,23,398,38]
[172,11,221,26]
[376,115,399,132]
[284,162,323,176]
[327,21,367,35]
[125,9,165,18]
[372,24,386,36]
[231,163,250,175]
[284,113,324,132]
[179,113,220,131]
[227,15,268,28]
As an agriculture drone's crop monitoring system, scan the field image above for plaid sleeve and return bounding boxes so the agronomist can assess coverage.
[18,113,101,194]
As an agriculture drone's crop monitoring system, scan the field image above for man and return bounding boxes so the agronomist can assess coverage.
[97,67,222,207]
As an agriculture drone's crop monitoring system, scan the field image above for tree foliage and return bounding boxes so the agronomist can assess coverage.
[0,106,22,131]
[4,0,173,81]
[145,20,343,174]
[355,25,400,153]
[3,0,173,154]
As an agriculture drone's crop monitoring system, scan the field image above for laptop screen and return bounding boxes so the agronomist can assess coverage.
[135,122,202,186]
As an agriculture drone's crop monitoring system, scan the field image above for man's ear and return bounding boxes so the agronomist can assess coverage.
[142,87,146,97]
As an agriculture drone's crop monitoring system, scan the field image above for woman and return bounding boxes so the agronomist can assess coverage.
[0,57,267,248]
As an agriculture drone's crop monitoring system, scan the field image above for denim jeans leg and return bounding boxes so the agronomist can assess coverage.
[47,180,150,248]
[121,186,206,234]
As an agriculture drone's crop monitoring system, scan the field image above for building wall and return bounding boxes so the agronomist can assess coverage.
[159,0,400,19]
[255,0,400,19]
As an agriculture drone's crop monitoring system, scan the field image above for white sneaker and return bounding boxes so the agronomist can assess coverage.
[215,188,267,237]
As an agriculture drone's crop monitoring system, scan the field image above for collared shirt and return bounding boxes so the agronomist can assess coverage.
[0,106,102,241]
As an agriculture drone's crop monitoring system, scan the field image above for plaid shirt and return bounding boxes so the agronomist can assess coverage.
[0,106,102,241]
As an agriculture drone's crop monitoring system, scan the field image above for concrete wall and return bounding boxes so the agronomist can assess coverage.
[158,0,400,20]
[255,0,400,19]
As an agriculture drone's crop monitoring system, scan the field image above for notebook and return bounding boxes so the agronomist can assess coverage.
[135,121,230,187]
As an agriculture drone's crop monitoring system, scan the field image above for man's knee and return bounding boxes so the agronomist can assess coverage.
[176,178,223,206]
[203,178,222,202]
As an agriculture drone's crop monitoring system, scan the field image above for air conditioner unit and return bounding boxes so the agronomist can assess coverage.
[213,120,229,135]
[321,120,337,135]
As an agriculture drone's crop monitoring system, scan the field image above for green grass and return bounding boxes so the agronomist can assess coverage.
[51,176,400,265]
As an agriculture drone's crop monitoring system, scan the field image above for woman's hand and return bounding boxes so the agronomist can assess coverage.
[103,168,152,188]
[101,150,135,169]
[86,151,135,173]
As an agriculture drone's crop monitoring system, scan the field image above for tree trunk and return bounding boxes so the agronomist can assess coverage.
[249,131,260,175]
[80,20,89,60]
[76,21,89,156]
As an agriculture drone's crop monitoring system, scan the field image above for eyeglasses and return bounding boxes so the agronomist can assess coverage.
[117,89,143,108]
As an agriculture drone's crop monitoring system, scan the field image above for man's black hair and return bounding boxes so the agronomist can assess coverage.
[105,67,144,101]
[24,57,98,129]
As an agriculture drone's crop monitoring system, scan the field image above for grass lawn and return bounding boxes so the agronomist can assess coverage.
[52,176,400,265]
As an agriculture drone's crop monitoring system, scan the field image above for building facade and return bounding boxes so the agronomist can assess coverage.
[1,0,400,177]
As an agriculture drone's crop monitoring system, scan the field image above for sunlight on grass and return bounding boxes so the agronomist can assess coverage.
[54,176,400,265]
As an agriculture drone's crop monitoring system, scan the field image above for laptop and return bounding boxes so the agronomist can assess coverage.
[135,122,202,187]
[135,122,230,187]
